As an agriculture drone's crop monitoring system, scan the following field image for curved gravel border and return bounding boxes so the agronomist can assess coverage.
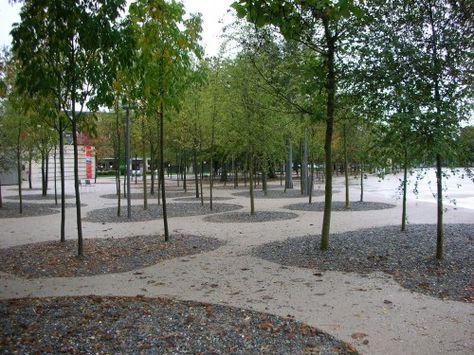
[83,203,243,223]
[232,189,325,199]
[253,224,474,302]
[283,201,396,212]
[0,234,225,278]
[0,296,357,354]
[5,194,75,201]
[0,202,59,219]
[204,211,299,223]
[99,192,191,200]
[172,196,235,202]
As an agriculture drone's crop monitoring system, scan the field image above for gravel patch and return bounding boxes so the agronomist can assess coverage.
[83,203,243,223]
[172,196,235,202]
[0,234,225,278]
[253,224,474,302]
[99,192,191,200]
[0,296,357,354]
[233,189,325,199]
[204,211,299,223]
[5,194,75,201]
[284,201,396,212]
[0,202,59,218]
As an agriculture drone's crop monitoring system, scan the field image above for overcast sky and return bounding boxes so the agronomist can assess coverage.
[0,0,236,57]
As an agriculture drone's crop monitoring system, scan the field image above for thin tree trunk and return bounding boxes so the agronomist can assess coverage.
[280,161,284,186]
[150,142,155,195]
[134,153,138,184]
[41,151,46,196]
[183,151,187,192]
[401,151,408,232]
[45,151,49,195]
[115,109,121,217]
[54,146,58,205]
[0,178,2,208]
[320,24,336,251]
[343,123,350,209]
[209,116,215,211]
[249,156,255,215]
[71,118,84,256]
[159,104,169,241]
[193,147,199,198]
[309,160,315,204]
[17,117,22,214]
[142,116,148,210]
[125,106,131,219]
[28,155,32,189]
[176,152,180,187]
[59,120,66,242]
[436,154,444,259]
[200,159,204,206]
[302,128,309,196]
[360,162,364,202]
[285,138,293,189]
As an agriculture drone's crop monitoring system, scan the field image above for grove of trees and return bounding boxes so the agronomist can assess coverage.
[0,0,472,260]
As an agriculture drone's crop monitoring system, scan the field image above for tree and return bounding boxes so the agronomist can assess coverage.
[12,0,126,256]
[233,0,364,249]
[128,0,203,241]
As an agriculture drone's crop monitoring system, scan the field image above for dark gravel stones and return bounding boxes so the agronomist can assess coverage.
[172,196,235,202]
[99,192,191,200]
[0,202,59,218]
[253,224,474,302]
[83,203,243,223]
[0,296,358,354]
[283,201,396,212]
[204,211,299,223]
[0,234,225,278]
[233,189,325,199]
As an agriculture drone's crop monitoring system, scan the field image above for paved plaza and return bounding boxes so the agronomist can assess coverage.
[1,172,473,354]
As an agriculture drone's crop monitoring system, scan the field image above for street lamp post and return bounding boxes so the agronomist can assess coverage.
[125,105,132,219]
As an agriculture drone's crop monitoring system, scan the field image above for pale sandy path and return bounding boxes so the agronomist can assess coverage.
[1,175,473,355]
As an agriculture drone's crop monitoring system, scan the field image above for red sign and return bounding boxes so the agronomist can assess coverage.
[85,146,92,179]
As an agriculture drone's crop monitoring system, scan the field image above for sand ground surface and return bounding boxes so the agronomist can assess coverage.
[1,173,473,354]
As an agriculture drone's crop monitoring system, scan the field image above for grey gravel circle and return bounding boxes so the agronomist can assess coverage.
[283,201,396,212]
[1,296,357,354]
[232,189,325,199]
[172,196,235,202]
[0,202,59,218]
[204,211,299,223]
[99,192,191,200]
[253,224,474,302]
[84,203,244,223]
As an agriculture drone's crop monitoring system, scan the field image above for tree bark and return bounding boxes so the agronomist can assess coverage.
[436,154,444,259]
[320,22,336,251]
[115,109,121,217]
[41,151,46,196]
[249,156,255,215]
[59,120,66,241]
[285,138,293,189]
[159,103,169,241]
[71,118,84,256]
[28,155,32,189]
[183,151,187,192]
[17,117,23,214]
[302,128,309,195]
[360,162,364,202]
[141,116,148,210]
[54,146,58,205]
[343,123,350,209]
[401,150,408,231]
